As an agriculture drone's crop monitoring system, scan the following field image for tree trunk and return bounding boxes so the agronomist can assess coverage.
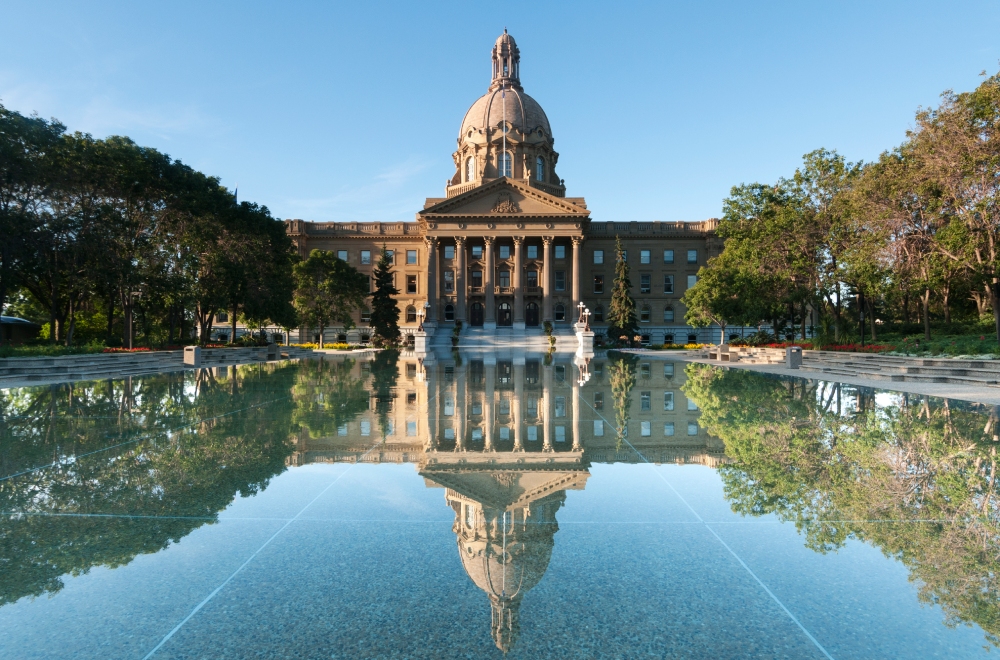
[991,281,1000,344]
[168,306,176,344]
[922,288,931,341]
[231,303,237,344]
[902,292,911,324]
[942,282,951,324]
[65,298,75,346]
[801,301,808,340]
[49,252,57,345]
[106,296,115,345]
[866,297,877,342]
[318,323,325,349]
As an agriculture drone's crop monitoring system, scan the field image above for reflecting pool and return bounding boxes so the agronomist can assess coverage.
[1,351,998,658]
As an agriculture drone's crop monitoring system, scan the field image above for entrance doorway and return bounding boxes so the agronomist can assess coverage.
[470,302,484,327]
[525,302,539,327]
[497,302,512,326]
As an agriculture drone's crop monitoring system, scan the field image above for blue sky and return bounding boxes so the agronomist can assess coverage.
[2,1,998,223]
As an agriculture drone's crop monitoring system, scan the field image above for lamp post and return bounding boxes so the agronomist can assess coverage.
[583,307,591,332]
[417,302,429,332]
[577,301,586,325]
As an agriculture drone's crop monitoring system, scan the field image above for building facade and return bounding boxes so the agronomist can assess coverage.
[284,31,723,345]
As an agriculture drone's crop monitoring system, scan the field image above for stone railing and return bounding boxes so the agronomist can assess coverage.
[586,219,719,236]
[446,182,478,198]
[295,221,422,236]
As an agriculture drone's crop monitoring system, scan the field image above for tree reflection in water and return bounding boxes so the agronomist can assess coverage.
[683,363,1000,647]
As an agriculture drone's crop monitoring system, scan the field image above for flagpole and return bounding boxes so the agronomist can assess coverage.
[502,83,507,178]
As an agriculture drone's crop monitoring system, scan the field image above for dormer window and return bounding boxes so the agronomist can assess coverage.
[465,157,475,182]
[499,152,512,177]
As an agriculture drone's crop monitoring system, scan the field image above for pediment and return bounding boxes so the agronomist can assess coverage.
[420,469,589,509]
[421,179,589,218]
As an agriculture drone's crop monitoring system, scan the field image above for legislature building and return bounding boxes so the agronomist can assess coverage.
[283,31,722,346]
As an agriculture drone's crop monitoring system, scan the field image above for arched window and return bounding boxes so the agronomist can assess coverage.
[444,304,455,321]
[406,306,417,323]
[554,304,565,321]
[640,304,651,322]
[499,151,512,177]
[466,157,475,182]
[536,156,544,181]
[593,305,604,322]
[663,306,674,322]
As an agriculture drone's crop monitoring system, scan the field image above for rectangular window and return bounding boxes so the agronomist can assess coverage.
[664,391,674,411]
[593,420,604,436]
[555,396,566,418]
[593,274,604,294]
[641,421,651,437]
[471,271,483,288]
[337,250,348,262]
[527,425,538,442]
[338,423,347,436]
[407,275,417,294]
[385,249,394,263]
[527,270,538,287]
[620,250,627,262]
[360,250,371,265]
[640,249,651,264]
[499,270,510,288]
[407,420,418,436]
[361,308,371,322]
[499,245,510,259]
[555,271,565,291]
[641,363,651,378]
[664,422,675,436]
[663,249,674,264]
[594,392,604,410]
[499,427,510,441]
[472,245,483,259]
[593,250,604,264]
[663,307,674,322]
[444,397,454,416]
[640,391,651,411]
[687,275,698,290]
[360,420,371,436]
[216,312,228,323]
[471,427,483,441]
[663,275,674,294]
[688,398,698,411]
[687,422,699,436]
[687,249,698,264]
[640,274,651,293]
[555,245,566,259]
[444,270,454,292]
[527,397,538,418]
[527,245,538,259]
[444,427,455,440]
[386,420,394,436]
[444,245,455,259]
[555,425,566,442]
[663,363,674,378]
[407,250,417,265]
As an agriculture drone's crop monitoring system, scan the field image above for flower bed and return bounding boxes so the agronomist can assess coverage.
[102,347,152,353]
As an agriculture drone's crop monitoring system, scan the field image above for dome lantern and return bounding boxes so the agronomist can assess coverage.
[490,29,521,92]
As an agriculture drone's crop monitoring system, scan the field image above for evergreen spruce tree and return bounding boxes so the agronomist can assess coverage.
[606,236,638,345]
[369,244,400,346]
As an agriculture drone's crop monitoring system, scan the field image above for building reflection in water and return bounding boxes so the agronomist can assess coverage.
[287,350,725,652]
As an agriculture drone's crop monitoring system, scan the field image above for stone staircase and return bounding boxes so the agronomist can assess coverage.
[439,326,573,350]
[0,346,316,388]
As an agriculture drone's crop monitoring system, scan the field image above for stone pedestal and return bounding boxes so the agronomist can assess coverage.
[183,345,201,367]
[576,330,595,358]
[413,331,428,353]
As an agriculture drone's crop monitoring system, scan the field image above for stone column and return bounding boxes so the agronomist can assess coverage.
[455,237,466,323]
[572,375,582,451]
[425,237,437,328]
[542,362,553,452]
[428,368,440,451]
[513,237,525,329]
[456,364,467,451]
[484,362,495,451]
[542,236,553,323]
[571,236,583,325]
[484,237,496,329]
[513,361,524,451]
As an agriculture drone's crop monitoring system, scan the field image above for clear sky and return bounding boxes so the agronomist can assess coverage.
[2,1,998,223]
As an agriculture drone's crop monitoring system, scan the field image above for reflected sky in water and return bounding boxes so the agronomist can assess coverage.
[1,351,998,658]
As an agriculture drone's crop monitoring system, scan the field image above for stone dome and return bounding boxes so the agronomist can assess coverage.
[459,88,552,141]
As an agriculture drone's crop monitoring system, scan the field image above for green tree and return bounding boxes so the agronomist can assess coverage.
[606,236,638,345]
[682,253,747,344]
[293,249,368,348]
[369,244,400,346]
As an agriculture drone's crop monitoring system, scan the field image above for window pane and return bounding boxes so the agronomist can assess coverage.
[593,420,604,436]
[555,245,566,259]
[688,398,698,411]
[663,275,674,294]
[663,363,674,377]
[664,392,674,410]
[663,249,674,263]
[640,249,650,264]
[444,245,454,259]
[407,275,417,294]
[594,392,603,410]
[472,245,483,258]
[663,306,674,322]
[555,271,565,291]
[687,249,697,264]
[640,392,650,411]
[687,275,698,290]
[640,274,650,293]
[407,250,417,265]
[527,270,538,287]
[527,245,538,259]
[555,396,566,417]
[555,425,566,442]
[664,422,675,436]
[361,250,371,264]
[594,275,604,294]
[593,250,604,264]
[499,245,510,259]
[444,270,454,292]
[687,422,698,436]
[527,425,538,441]
[641,421,651,436]
[555,305,565,321]
[499,270,510,287]
[337,250,348,261]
